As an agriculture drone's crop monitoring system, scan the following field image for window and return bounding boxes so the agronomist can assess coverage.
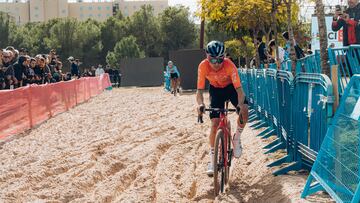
[80,6,83,11]
[80,14,84,18]
[98,14,101,17]
[35,14,38,18]
[106,6,110,10]
[34,6,39,10]
[88,6,93,10]
[98,6,102,10]
[89,14,93,17]
[106,14,110,17]
[62,9,66,14]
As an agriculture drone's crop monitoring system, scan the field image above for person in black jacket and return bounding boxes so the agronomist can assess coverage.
[68,56,80,79]
[332,0,360,46]
[13,56,28,88]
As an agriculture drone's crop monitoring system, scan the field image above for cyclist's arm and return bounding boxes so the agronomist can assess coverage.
[166,66,170,75]
[197,64,206,106]
[196,89,205,106]
[228,62,246,106]
[236,86,246,106]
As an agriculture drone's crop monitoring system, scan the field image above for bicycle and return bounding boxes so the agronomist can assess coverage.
[198,102,237,196]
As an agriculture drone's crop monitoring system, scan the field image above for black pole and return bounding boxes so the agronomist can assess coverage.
[200,19,205,49]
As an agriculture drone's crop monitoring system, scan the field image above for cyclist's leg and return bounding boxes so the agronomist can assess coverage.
[170,76,175,93]
[176,77,181,92]
[228,85,248,127]
[228,84,247,158]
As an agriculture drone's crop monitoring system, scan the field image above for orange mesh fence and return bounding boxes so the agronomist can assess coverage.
[0,74,111,139]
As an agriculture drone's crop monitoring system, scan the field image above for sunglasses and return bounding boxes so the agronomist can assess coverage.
[208,56,224,64]
[3,56,10,58]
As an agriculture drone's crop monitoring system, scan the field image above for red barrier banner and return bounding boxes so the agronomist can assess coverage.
[0,74,111,139]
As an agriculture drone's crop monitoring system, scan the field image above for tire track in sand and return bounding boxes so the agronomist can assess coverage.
[0,87,333,203]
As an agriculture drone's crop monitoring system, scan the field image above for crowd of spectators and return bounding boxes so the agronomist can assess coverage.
[0,47,121,90]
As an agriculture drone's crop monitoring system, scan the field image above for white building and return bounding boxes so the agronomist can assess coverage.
[0,0,168,24]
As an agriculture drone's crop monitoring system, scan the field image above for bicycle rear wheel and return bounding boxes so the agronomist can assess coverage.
[213,129,225,196]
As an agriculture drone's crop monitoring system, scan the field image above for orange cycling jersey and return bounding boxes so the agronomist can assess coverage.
[197,58,241,89]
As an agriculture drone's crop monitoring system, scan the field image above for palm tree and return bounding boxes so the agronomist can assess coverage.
[315,0,330,76]
[284,0,297,75]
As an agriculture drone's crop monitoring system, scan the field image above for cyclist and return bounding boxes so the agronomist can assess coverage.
[196,41,249,176]
[166,61,181,94]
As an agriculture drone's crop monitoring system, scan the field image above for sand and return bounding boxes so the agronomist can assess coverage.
[0,87,334,203]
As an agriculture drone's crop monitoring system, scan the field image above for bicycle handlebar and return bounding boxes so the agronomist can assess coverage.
[204,108,237,113]
[197,108,237,123]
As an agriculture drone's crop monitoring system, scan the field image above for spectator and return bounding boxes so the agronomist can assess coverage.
[2,50,16,89]
[268,39,286,64]
[282,31,305,60]
[25,58,36,85]
[0,49,4,90]
[34,57,52,84]
[82,68,92,77]
[332,1,360,46]
[68,56,80,79]
[51,61,64,82]
[95,64,105,76]
[113,69,122,87]
[90,66,96,77]
[6,46,19,64]
[13,56,28,88]
[19,48,28,56]
[256,37,267,65]
[105,65,114,83]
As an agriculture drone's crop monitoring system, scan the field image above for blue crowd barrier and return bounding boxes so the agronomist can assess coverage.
[246,63,334,176]
[296,52,321,74]
[328,45,360,96]
[302,75,360,203]
[242,47,358,202]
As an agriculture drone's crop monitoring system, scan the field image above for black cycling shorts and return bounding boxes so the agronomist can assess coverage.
[209,84,248,119]
[170,73,178,79]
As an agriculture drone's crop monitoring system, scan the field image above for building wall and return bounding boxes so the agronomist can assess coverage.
[29,0,45,22]
[117,0,168,17]
[0,0,169,24]
[57,0,69,18]
[68,2,112,21]
[0,2,29,24]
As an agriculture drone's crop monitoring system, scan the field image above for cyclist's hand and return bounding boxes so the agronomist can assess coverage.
[237,104,249,128]
[197,104,205,123]
[198,104,205,115]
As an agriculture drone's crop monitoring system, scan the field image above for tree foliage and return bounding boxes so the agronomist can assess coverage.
[0,5,197,67]
[159,6,196,57]
[106,35,144,68]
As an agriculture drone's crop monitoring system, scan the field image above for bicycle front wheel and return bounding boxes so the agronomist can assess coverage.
[213,129,225,196]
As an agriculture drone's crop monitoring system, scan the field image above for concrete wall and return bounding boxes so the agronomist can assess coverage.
[169,49,206,90]
[120,57,164,87]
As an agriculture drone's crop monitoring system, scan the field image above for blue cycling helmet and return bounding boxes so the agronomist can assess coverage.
[206,41,225,57]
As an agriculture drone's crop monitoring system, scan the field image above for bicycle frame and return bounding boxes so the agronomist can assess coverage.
[217,111,232,170]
